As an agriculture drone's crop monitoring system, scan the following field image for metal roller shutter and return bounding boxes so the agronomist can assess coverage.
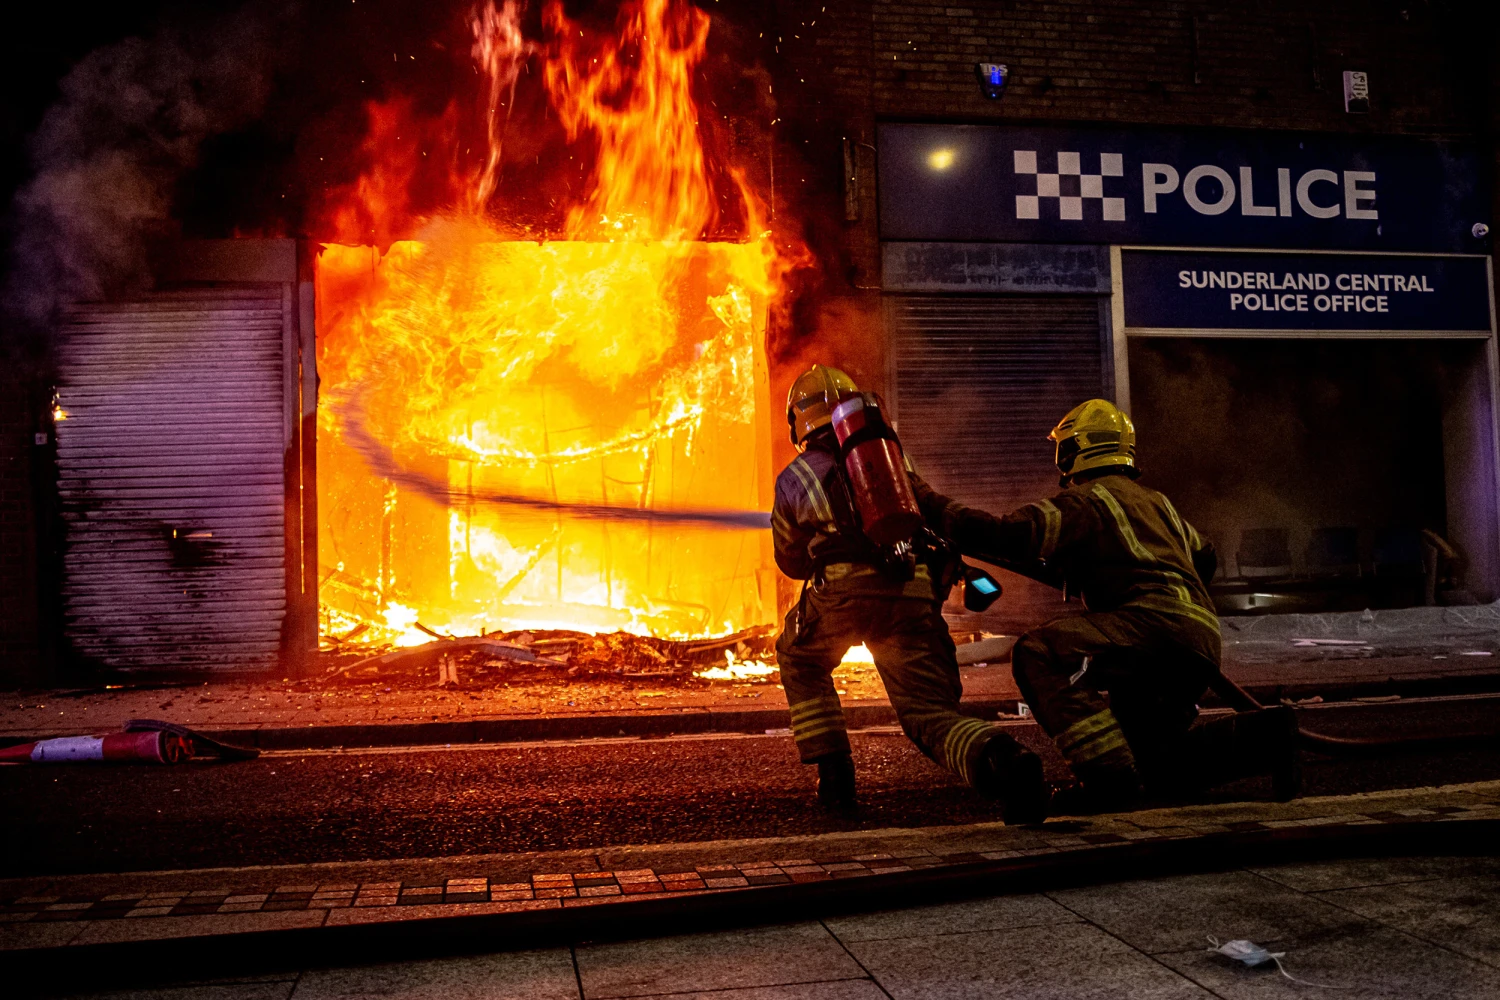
[890,294,1107,630]
[56,288,290,672]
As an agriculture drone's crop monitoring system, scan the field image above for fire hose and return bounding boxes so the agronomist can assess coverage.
[333,381,772,530]
[1205,672,1494,757]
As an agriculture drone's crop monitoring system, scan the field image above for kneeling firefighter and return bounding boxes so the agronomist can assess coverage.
[773,365,1048,823]
[924,399,1300,812]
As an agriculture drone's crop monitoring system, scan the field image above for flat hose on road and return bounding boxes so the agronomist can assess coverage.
[1205,673,1496,757]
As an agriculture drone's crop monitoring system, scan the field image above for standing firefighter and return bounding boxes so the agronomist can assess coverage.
[772,365,1048,824]
[928,399,1300,812]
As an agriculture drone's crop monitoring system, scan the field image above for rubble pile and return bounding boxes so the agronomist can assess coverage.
[320,624,777,690]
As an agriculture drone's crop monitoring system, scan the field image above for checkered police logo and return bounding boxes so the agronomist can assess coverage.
[1013,150,1126,222]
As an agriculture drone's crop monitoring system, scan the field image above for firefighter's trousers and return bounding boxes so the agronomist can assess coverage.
[1010,607,1219,788]
[775,585,1008,789]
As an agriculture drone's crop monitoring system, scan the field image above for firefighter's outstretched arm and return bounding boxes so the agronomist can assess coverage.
[910,476,1065,588]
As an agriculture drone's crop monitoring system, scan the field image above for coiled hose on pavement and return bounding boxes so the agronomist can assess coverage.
[1206,672,1494,757]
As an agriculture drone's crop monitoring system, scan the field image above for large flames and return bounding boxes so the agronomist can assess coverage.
[317,0,781,646]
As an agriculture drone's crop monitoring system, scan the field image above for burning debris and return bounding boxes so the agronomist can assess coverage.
[322,623,778,689]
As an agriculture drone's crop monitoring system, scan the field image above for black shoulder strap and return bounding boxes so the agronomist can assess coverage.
[819,455,865,538]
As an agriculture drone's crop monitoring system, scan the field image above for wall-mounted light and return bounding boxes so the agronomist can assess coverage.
[926,148,956,171]
[976,62,1008,99]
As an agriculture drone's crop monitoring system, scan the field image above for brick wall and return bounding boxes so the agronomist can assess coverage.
[859,1,1474,132]
[762,0,1496,406]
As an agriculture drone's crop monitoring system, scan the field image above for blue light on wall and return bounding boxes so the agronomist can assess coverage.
[976,63,1008,99]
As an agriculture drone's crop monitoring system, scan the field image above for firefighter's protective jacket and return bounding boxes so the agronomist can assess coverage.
[927,473,1220,633]
[771,437,940,599]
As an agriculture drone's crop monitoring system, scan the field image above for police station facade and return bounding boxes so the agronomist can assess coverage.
[869,123,1495,623]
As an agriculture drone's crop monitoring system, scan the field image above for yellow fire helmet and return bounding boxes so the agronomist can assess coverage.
[1049,398,1138,479]
[786,364,858,445]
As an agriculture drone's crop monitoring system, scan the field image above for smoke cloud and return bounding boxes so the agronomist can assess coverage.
[3,2,291,339]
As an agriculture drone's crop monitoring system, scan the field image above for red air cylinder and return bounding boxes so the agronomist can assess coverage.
[829,393,924,547]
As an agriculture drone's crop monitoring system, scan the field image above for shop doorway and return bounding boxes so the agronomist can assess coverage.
[1130,337,1499,614]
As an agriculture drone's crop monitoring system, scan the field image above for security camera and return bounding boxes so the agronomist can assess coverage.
[1474,223,1491,239]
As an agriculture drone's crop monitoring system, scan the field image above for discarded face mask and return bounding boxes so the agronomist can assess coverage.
[1210,938,1282,967]
[1207,937,1348,989]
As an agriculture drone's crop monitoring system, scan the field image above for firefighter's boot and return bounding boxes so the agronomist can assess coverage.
[1174,706,1302,801]
[815,752,857,812]
[977,734,1050,825]
[1048,768,1144,816]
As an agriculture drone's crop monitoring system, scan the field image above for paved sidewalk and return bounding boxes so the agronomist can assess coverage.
[5,653,1498,751]
[6,780,1498,967]
[1221,601,1500,698]
[20,845,1500,997]
[6,603,1500,748]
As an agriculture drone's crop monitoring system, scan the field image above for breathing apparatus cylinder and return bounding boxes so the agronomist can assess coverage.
[828,392,924,547]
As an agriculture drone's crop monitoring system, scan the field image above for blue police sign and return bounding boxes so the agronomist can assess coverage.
[1121,250,1493,332]
[878,124,1489,253]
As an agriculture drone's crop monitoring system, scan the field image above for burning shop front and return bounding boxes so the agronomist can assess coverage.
[877,123,1497,621]
[47,0,791,682]
[309,1,786,681]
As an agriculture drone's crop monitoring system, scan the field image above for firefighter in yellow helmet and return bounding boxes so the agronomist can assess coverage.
[773,364,1048,823]
[923,399,1300,811]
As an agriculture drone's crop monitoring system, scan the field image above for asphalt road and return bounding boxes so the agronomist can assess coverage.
[5,696,1500,878]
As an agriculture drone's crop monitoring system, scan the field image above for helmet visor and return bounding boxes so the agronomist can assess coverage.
[1055,434,1081,474]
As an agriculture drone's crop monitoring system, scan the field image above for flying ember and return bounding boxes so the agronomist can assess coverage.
[316,0,782,647]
